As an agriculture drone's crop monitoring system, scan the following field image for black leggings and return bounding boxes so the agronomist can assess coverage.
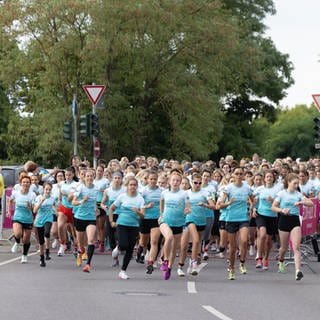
[107,214,118,250]
[36,222,52,245]
[117,225,139,271]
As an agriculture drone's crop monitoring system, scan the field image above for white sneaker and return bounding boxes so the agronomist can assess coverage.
[57,244,65,256]
[191,261,198,276]
[112,246,120,259]
[249,245,254,256]
[11,242,19,253]
[219,252,225,258]
[52,239,59,249]
[177,267,185,277]
[203,251,209,261]
[118,270,129,280]
[21,255,28,263]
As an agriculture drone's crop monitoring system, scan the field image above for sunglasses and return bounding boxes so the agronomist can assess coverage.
[193,181,202,185]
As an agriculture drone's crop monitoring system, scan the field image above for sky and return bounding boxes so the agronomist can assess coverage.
[264,0,320,108]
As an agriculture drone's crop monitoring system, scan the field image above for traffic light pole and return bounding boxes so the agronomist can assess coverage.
[92,103,97,169]
[72,94,78,156]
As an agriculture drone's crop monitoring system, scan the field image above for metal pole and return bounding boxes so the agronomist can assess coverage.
[72,94,78,156]
[92,103,97,169]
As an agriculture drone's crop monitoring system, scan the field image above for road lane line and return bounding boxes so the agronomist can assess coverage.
[202,305,233,320]
[0,251,38,267]
[187,281,197,293]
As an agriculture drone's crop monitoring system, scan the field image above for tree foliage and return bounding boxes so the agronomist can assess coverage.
[0,0,297,164]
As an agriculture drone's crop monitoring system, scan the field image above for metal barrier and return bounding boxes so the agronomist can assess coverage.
[0,187,14,244]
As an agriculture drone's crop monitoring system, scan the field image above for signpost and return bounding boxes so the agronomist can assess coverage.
[312,94,320,112]
[82,84,106,168]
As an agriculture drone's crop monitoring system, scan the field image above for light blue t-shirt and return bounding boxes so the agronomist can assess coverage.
[185,189,208,226]
[74,184,99,220]
[274,189,303,216]
[254,185,279,218]
[105,185,126,215]
[140,186,162,219]
[299,180,314,197]
[34,195,57,227]
[59,180,77,208]
[94,177,110,202]
[160,189,189,227]
[201,184,216,218]
[11,190,36,224]
[224,183,252,222]
[113,193,145,227]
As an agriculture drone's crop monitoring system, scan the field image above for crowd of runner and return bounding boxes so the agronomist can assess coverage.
[5,153,320,281]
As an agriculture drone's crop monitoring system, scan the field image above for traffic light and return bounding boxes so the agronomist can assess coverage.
[63,120,72,141]
[90,114,100,137]
[314,117,320,139]
[79,114,90,136]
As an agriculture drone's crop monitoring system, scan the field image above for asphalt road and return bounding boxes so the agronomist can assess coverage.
[0,242,319,320]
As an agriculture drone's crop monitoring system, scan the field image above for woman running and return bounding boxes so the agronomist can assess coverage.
[57,167,77,256]
[253,170,279,270]
[137,171,162,274]
[94,165,109,252]
[34,182,57,266]
[101,171,125,265]
[7,175,36,263]
[220,167,255,280]
[72,170,99,273]
[178,173,214,276]
[271,173,313,280]
[159,171,190,280]
[109,176,145,279]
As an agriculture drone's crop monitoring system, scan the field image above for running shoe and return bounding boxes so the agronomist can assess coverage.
[52,239,59,249]
[163,268,171,280]
[45,252,51,261]
[11,242,19,253]
[278,261,286,273]
[83,264,90,273]
[191,261,198,276]
[146,264,154,274]
[262,259,269,270]
[40,259,46,267]
[112,246,120,259]
[177,266,185,277]
[239,263,247,274]
[73,247,78,259]
[160,260,169,271]
[255,258,262,269]
[118,270,129,280]
[99,243,105,253]
[76,252,83,267]
[249,245,254,256]
[57,244,65,256]
[187,258,192,274]
[21,255,28,264]
[228,270,235,280]
[203,251,209,261]
[82,251,88,261]
[295,270,303,281]
[219,252,225,258]
[111,258,119,267]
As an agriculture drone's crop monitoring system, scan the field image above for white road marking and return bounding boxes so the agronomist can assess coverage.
[202,305,233,320]
[187,281,197,293]
[0,251,38,267]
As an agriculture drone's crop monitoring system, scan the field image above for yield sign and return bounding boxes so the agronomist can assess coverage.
[312,94,320,113]
[83,85,106,106]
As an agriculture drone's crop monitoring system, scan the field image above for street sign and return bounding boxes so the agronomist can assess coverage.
[83,85,106,106]
[312,94,320,112]
[94,139,101,158]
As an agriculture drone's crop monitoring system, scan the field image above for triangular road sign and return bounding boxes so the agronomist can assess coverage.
[312,94,320,113]
[83,85,106,106]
